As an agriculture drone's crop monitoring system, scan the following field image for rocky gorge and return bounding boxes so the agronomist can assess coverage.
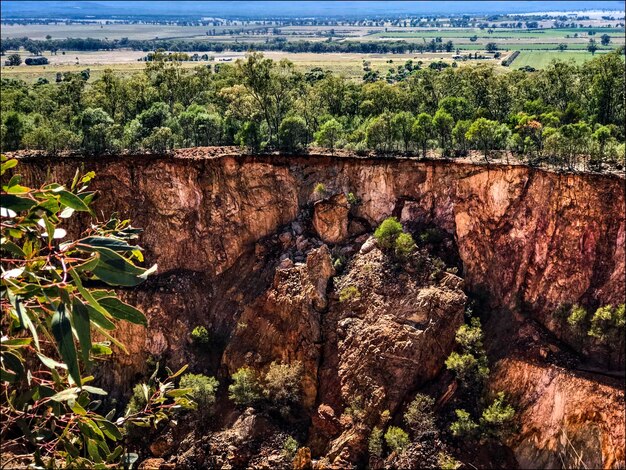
[15,149,626,469]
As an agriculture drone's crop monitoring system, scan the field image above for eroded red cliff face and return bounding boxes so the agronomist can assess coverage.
[16,151,625,468]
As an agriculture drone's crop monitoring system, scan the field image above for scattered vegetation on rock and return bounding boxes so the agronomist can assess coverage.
[262,361,304,411]
[191,325,211,348]
[384,426,410,454]
[404,394,437,438]
[228,366,262,407]
[180,373,219,418]
[446,317,516,444]
[339,285,361,302]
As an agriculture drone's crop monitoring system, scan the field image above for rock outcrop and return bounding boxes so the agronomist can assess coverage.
[313,193,350,244]
[492,358,625,469]
[313,247,466,464]
[222,245,335,409]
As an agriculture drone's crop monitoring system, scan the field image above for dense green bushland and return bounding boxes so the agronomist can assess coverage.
[1,51,624,170]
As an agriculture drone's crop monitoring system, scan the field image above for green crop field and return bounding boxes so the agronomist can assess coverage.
[510,50,613,68]
[367,27,625,40]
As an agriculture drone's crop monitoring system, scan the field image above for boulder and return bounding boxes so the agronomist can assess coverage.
[313,194,350,244]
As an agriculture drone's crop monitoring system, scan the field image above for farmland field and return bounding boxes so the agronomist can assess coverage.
[509,50,611,68]
[1,50,505,83]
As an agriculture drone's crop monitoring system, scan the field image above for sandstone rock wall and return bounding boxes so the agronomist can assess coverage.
[19,153,625,360]
[15,152,625,467]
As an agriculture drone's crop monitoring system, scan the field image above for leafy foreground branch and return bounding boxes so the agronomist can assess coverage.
[0,155,195,468]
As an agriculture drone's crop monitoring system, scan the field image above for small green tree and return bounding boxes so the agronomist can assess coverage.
[143,126,173,153]
[180,373,219,419]
[194,112,223,146]
[392,111,415,153]
[600,34,611,46]
[279,115,308,152]
[366,113,396,153]
[236,120,262,153]
[2,112,24,151]
[433,109,454,156]
[480,392,515,440]
[228,366,261,407]
[452,119,471,156]
[395,232,416,261]
[191,325,211,347]
[77,107,116,154]
[404,394,436,438]
[368,427,384,457]
[262,361,303,407]
[6,53,21,66]
[588,304,625,343]
[315,118,343,154]
[282,436,299,460]
[384,426,410,454]
[466,117,501,163]
[450,409,479,438]
[413,112,433,158]
[445,318,490,394]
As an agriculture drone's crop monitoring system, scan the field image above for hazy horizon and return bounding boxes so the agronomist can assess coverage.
[2,1,625,19]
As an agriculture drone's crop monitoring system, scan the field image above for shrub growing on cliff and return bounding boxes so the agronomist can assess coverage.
[262,361,303,409]
[450,409,479,438]
[191,325,211,348]
[479,392,516,440]
[451,393,515,441]
[374,217,403,249]
[567,304,587,328]
[313,182,326,197]
[384,426,410,454]
[368,427,384,457]
[404,394,436,438]
[588,304,625,343]
[229,367,261,407]
[395,232,416,261]
[438,452,462,470]
[445,317,489,393]
[180,373,219,415]
[339,285,361,302]
[282,436,299,460]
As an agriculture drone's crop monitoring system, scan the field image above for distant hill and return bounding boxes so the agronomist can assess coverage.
[2,0,625,19]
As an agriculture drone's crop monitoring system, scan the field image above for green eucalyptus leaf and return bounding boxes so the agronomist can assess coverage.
[1,194,36,212]
[36,353,68,370]
[85,304,116,330]
[50,387,80,402]
[98,297,147,326]
[51,305,81,386]
[58,190,93,213]
[1,157,18,174]
[87,438,103,463]
[81,385,107,395]
[0,368,18,383]
[96,419,123,441]
[79,236,139,252]
[71,297,92,365]
[91,247,153,287]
